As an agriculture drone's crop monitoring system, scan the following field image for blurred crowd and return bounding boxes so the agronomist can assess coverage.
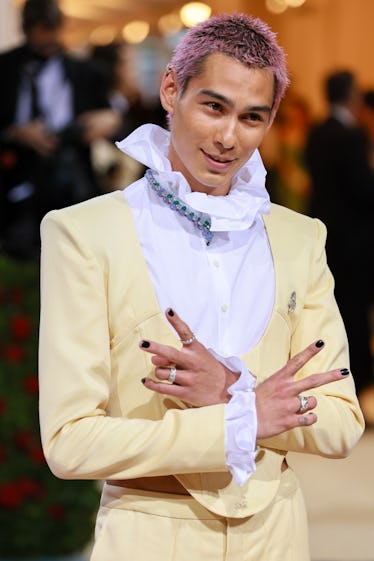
[262,72,374,411]
[0,0,165,261]
[0,0,373,405]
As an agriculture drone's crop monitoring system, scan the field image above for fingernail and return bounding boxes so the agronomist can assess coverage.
[340,368,350,376]
[167,308,175,317]
[140,340,150,348]
[141,378,146,384]
[315,340,324,348]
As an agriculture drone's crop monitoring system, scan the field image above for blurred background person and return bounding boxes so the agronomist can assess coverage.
[0,0,121,260]
[305,70,374,401]
[260,91,312,214]
[359,89,374,170]
[358,89,374,351]
[89,41,166,191]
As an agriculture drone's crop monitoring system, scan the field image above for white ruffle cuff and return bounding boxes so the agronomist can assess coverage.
[209,350,258,486]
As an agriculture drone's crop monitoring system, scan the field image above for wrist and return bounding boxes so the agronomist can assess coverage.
[223,367,239,402]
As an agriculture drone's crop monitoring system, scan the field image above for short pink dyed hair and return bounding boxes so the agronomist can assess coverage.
[170,13,290,111]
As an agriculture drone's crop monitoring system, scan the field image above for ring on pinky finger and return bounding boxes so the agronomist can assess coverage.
[297,395,309,414]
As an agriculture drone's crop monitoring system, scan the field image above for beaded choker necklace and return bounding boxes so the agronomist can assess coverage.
[145,168,213,245]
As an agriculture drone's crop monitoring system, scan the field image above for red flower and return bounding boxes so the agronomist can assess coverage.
[9,315,33,340]
[23,375,39,394]
[0,482,24,508]
[18,478,44,499]
[2,344,25,363]
[0,478,45,508]
[48,503,65,520]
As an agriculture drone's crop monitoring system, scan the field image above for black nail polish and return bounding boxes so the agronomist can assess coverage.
[141,340,150,348]
[168,308,175,317]
[141,378,146,384]
[340,368,350,376]
[315,340,325,348]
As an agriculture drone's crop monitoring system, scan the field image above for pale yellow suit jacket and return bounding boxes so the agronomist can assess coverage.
[39,191,364,519]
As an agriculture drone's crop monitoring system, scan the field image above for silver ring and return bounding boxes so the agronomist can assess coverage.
[180,334,195,345]
[168,366,177,384]
[297,395,309,414]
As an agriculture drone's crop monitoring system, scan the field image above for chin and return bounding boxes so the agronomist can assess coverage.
[203,174,232,190]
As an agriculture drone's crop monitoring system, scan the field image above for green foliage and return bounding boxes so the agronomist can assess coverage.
[0,254,99,557]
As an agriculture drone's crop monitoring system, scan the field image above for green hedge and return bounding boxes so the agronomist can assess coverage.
[0,254,99,557]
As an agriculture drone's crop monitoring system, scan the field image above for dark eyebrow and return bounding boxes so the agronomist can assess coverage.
[199,89,272,114]
[199,89,234,107]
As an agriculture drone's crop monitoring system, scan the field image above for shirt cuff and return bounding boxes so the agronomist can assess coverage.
[209,350,258,486]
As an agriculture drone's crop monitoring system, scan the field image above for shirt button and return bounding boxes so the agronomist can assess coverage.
[212,259,220,268]
[221,304,228,313]
[235,501,247,509]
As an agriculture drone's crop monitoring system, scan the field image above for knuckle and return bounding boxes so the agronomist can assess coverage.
[291,355,305,370]
[286,400,297,414]
[309,396,317,408]
[303,373,320,389]
[282,413,296,431]
[290,344,318,371]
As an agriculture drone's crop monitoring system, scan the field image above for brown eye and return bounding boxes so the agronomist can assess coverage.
[207,102,222,111]
[247,112,262,122]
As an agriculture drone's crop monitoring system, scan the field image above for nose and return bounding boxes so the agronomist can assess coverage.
[213,118,236,151]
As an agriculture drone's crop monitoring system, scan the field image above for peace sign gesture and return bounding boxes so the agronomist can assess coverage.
[255,341,350,439]
[140,308,351,439]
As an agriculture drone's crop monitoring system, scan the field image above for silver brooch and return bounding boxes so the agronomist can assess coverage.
[288,291,296,313]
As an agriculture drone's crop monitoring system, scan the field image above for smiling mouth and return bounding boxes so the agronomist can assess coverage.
[202,150,235,164]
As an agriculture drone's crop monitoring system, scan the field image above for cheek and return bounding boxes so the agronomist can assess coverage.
[173,118,204,154]
[175,103,207,133]
[241,127,269,152]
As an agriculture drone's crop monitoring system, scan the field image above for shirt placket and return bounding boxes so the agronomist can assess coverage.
[207,250,232,353]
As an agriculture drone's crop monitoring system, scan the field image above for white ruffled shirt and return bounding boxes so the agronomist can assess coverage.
[116,124,275,485]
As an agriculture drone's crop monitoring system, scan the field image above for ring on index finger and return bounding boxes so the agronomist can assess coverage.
[297,395,309,414]
[168,366,177,384]
[180,333,196,345]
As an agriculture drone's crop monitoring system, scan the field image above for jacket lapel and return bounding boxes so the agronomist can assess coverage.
[240,207,299,379]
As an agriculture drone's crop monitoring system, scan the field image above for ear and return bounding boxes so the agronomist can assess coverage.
[159,68,179,114]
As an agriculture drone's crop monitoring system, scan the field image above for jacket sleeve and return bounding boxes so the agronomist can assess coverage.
[39,209,227,480]
[258,218,365,457]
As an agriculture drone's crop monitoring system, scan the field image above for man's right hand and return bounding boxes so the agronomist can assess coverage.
[8,120,58,156]
[255,340,350,439]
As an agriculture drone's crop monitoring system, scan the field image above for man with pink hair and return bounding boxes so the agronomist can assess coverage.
[39,13,364,561]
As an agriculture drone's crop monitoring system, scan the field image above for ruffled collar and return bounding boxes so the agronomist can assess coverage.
[116,124,270,232]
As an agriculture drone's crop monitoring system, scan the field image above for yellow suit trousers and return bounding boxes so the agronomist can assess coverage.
[91,467,309,561]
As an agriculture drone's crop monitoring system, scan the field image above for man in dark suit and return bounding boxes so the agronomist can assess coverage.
[0,0,120,259]
[305,70,374,396]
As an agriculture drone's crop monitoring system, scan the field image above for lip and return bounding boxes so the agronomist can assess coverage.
[201,149,236,171]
